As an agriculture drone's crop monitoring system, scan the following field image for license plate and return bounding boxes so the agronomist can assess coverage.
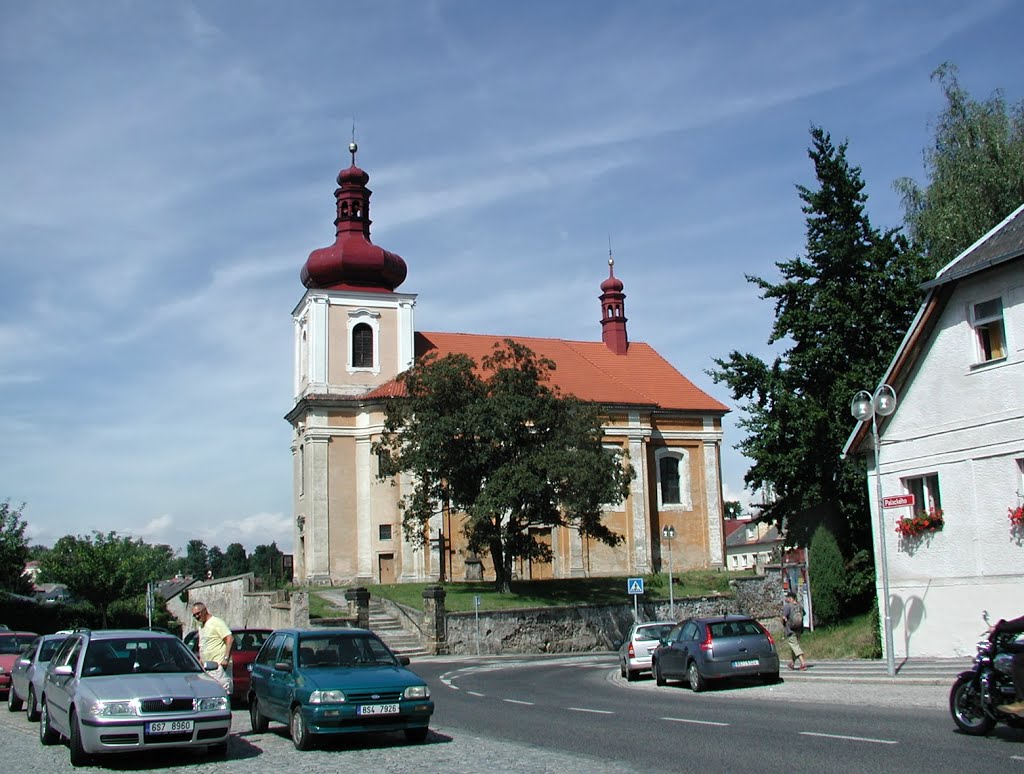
[357,704,399,716]
[146,720,194,734]
[731,659,759,668]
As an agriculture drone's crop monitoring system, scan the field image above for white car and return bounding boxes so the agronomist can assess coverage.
[617,620,676,681]
[39,628,231,766]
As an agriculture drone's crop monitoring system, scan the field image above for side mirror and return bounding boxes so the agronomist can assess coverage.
[398,655,410,666]
[52,665,74,677]
[17,657,31,666]
[203,661,220,672]
[274,661,292,672]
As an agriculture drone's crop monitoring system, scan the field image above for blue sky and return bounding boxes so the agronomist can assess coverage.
[2,1,1022,556]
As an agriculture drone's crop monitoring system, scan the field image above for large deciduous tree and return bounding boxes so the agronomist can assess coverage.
[374,339,634,593]
[222,542,249,577]
[896,63,1024,269]
[249,542,285,588]
[709,127,929,553]
[0,499,32,593]
[182,539,209,579]
[38,531,172,626]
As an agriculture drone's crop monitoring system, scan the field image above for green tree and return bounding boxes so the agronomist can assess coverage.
[0,499,32,593]
[709,127,929,550]
[895,63,1024,269]
[724,501,743,520]
[182,539,209,579]
[207,546,225,578]
[38,531,170,627]
[222,542,249,576]
[249,542,285,588]
[375,339,634,593]
[808,525,845,626]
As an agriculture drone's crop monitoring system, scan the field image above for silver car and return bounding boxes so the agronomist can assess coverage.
[38,629,231,766]
[617,620,676,681]
[7,632,71,720]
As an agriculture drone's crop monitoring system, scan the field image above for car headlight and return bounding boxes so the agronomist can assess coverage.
[89,700,137,717]
[308,690,346,704]
[0,666,6,674]
[404,685,430,700]
[197,696,229,712]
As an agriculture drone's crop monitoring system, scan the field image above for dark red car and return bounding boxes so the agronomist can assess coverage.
[0,631,38,700]
[184,627,272,704]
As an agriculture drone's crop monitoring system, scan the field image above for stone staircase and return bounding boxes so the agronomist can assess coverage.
[368,598,429,658]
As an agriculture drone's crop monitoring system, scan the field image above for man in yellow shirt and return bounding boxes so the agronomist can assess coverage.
[191,602,234,693]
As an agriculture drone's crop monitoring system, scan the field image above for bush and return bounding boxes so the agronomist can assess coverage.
[808,525,845,626]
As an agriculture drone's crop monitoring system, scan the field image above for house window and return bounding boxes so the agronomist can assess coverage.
[905,473,942,514]
[655,448,691,509]
[379,524,393,541]
[352,323,374,368]
[971,297,1006,363]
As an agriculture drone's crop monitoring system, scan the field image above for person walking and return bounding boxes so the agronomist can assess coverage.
[191,601,234,693]
[782,591,807,671]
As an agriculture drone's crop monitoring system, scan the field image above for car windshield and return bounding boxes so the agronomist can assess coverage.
[0,635,34,654]
[636,624,674,642]
[39,637,69,662]
[297,634,398,668]
[82,637,202,677]
[709,621,763,638]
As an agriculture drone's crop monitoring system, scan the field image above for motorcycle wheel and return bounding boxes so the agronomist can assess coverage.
[949,674,996,736]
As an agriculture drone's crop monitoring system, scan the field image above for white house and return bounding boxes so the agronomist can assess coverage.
[844,203,1024,658]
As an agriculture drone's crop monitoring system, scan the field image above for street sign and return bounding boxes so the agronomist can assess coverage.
[627,577,644,595]
[883,494,915,509]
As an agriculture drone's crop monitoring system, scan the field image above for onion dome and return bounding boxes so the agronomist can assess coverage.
[600,254,628,355]
[600,256,624,293]
[301,142,407,292]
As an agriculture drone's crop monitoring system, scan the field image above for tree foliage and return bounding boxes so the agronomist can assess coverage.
[374,339,635,592]
[222,542,249,577]
[808,524,845,626]
[182,539,209,579]
[38,531,174,627]
[249,542,285,588]
[895,63,1024,269]
[709,127,929,549]
[0,499,32,593]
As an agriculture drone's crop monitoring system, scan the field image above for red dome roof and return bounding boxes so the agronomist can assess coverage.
[301,144,407,293]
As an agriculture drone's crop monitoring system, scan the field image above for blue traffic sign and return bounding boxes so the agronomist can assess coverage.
[627,577,644,595]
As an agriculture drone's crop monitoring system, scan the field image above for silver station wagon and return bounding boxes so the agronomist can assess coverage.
[39,629,231,766]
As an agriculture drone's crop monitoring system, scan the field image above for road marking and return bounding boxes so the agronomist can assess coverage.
[467,691,485,697]
[503,699,535,706]
[799,731,897,745]
[1011,755,1024,761]
[567,707,614,714]
[661,717,730,727]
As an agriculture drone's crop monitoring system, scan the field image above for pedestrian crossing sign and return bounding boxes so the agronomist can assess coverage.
[627,577,644,595]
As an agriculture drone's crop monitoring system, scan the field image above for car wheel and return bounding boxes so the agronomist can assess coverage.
[7,684,22,712]
[619,660,626,678]
[654,660,666,687]
[26,686,40,722]
[687,661,706,693]
[290,705,314,751]
[761,671,780,685]
[69,709,91,767]
[249,697,269,733]
[404,726,428,744]
[625,667,637,682]
[39,698,59,745]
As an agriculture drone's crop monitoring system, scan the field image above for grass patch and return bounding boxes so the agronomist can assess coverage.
[780,610,881,660]
[310,570,751,614]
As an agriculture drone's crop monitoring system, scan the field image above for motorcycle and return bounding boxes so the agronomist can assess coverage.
[949,612,1024,735]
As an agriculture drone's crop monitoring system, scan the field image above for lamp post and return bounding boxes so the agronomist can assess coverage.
[661,525,676,615]
[850,384,897,678]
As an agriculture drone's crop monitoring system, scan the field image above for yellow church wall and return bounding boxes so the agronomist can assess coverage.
[646,440,711,571]
[325,305,401,386]
[326,435,358,579]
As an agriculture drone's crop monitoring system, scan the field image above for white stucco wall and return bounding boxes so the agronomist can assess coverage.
[871,263,1024,657]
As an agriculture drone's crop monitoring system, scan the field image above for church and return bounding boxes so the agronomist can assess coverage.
[286,144,730,586]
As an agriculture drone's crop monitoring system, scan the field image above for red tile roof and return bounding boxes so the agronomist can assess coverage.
[390,331,728,413]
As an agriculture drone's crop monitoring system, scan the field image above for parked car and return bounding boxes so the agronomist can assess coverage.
[7,632,71,719]
[184,627,271,704]
[0,631,38,701]
[248,627,434,750]
[38,628,231,766]
[651,615,780,691]
[617,620,676,681]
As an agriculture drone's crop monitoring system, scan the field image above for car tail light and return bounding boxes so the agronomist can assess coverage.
[627,643,635,658]
[699,627,713,653]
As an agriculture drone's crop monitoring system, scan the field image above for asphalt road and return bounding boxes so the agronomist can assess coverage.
[2,654,1021,772]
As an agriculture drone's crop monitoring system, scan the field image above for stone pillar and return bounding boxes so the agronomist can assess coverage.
[344,586,370,629]
[422,585,447,655]
[290,591,310,629]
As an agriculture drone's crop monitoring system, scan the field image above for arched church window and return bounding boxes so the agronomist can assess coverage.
[352,323,373,368]
[655,448,691,510]
[659,456,681,504]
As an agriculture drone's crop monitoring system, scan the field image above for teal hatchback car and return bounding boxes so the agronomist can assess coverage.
[247,628,433,750]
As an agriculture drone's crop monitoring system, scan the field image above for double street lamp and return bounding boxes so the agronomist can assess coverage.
[850,384,898,678]
[661,525,676,615]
